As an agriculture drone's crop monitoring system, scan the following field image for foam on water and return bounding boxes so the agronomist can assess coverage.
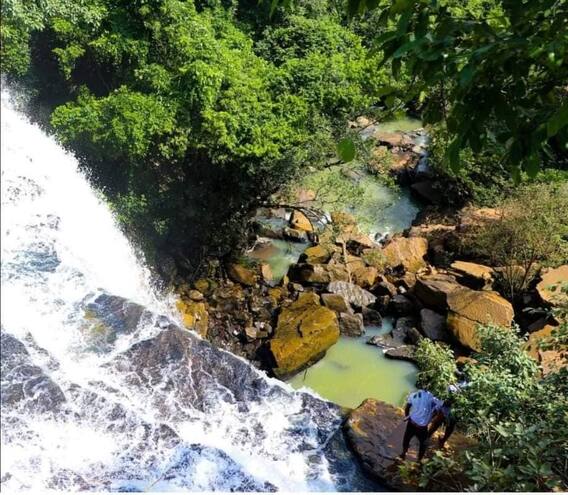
[0,87,375,492]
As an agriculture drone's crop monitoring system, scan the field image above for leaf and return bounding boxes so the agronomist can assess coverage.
[337,138,356,163]
[547,103,568,137]
[523,153,540,178]
[459,65,474,87]
[447,137,461,172]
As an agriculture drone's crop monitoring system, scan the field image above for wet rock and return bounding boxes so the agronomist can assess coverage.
[414,274,462,310]
[321,293,352,313]
[389,294,414,316]
[176,299,209,338]
[450,260,494,290]
[362,306,382,326]
[269,293,340,378]
[344,399,471,489]
[446,289,514,351]
[254,222,284,240]
[537,265,568,306]
[283,227,308,242]
[343,233,377,256]
[382,237,428,272]
[339,313,365,337]
[372,131,413,148]
[419,309,449,342]
[410,181,442,205]
[395,317,422,345]
[1,332,66,414]
[384,345,417,363]
[290,210,313,232]
[227,263,257,287]
[194,278,212,295]
[327,281,376,308]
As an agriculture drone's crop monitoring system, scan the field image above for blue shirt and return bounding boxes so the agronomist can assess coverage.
[407,390,443,427]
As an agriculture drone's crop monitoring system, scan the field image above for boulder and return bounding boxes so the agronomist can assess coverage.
[374,275,398,297]
[321,293,352,313]
[352,265,378,289]
[269,293,340,377]
[289,263,349,285]
[328,281,376,308]
[227,263,257,287]
[176,299,209,338]
[394,317,422,345]
[389,294,414,316]
[382,237,428,272]
[414,274,462,310]
[344,399,472,490]
[260,263,274,283]
[283,227,308,242]
[344,233,377,255]
[290,210,313,232]
[362,306,382,326]
[193,278,211,295]
[384,345,417,363]
[450,261,494,290]
[188,290,204,302]
[537,265,568,306]
[458,207,501,232]
[525,325,566,376]
[372,131,413,148]
[446,289,514,350]
[339,312,365,337]
[301,244,332,264]
[419,309,449,342]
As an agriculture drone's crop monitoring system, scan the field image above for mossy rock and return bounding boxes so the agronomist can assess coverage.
[269,292,339,378]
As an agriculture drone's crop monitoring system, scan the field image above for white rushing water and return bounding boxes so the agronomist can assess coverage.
[0,87,375,492]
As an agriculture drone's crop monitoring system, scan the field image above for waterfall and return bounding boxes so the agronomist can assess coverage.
[0,87,377,492]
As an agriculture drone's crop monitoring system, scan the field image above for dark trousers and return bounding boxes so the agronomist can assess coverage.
[402,420,429,460]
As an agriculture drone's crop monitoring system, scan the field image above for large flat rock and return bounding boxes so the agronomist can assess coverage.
[344,399,471,490]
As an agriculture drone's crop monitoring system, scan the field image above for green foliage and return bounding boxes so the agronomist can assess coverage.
[414,339,457,398]
[350,0,568,178]
[413,323,568,491]
[4,0,391,270]
[470,182,568,300]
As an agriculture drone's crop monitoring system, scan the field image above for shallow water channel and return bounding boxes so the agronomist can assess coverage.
[288,318,417,409]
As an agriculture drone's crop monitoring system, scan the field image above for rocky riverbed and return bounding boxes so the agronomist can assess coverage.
[171,117,567,488]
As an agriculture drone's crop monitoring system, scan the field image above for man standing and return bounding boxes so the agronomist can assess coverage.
[399,389,443,462]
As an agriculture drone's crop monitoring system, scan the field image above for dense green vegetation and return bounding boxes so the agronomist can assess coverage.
[1,0,398,274]
[413,323,567,491]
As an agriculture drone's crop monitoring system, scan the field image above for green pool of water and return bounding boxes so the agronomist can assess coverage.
[288,319,417,409]
[248,238,307,282]
[378,116,423,133]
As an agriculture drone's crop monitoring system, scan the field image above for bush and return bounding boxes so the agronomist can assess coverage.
[470,182,568,300]
[410,324,568,491]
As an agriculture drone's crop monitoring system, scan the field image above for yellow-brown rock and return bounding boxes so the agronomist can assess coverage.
[537,265,568,306]
[176,299,209,338]
[451,260,494,289]
[290,210,313,232]
[193,278,211,295]
[525,325,566,376]
[260,263,274,283]
[382,237,428,272]
[446,289,514,350]
[227,263,257,287]
[301,244,332,264]
[269,292,339,377]
[352,265,378,289]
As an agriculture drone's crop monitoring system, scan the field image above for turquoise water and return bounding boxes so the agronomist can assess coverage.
[288,319,417,409]
[248,238,307,282]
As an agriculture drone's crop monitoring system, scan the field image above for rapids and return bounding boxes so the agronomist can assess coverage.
[0,88,379,492]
